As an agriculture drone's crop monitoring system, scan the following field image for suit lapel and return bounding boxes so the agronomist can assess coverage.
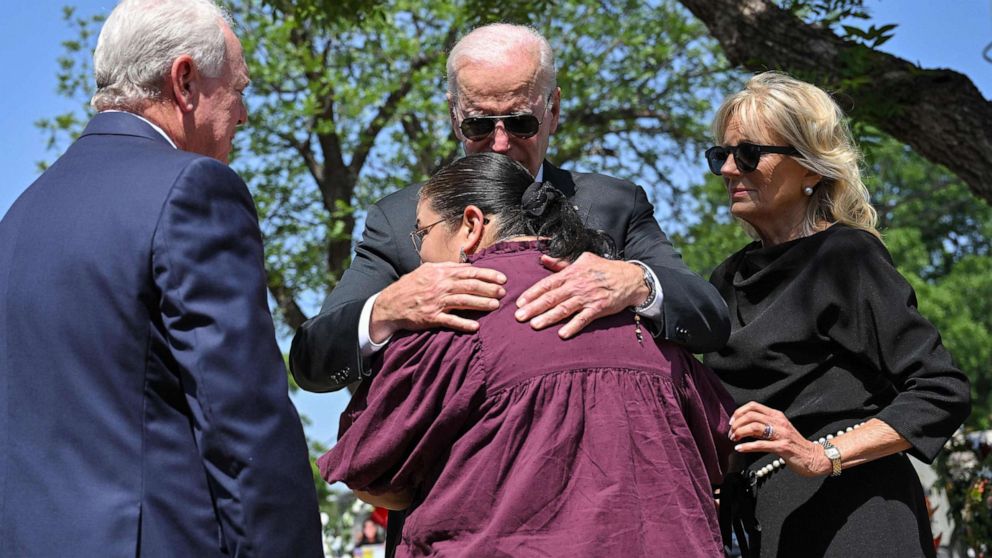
[541,160,590,223]
[541,160,576,198]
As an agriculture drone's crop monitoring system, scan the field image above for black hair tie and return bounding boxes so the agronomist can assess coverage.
[521,181,563,218]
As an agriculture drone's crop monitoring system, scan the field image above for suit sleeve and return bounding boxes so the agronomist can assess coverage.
[624,185,730,353]
[290,201,403,392]
[152,159,323,557]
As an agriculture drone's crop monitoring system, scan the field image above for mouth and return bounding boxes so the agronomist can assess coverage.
[728,186,753,200]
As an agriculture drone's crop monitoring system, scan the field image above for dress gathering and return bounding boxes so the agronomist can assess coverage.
[318,157,736,555]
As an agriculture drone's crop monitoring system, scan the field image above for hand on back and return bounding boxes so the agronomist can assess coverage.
[370,262,507,342]
[514,253,649,339]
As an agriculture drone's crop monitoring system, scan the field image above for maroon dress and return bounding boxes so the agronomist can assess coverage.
[319,241,733,557]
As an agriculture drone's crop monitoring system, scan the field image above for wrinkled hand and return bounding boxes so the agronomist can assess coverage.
[728,401,831,477]
[370,262,507,342]
[513,253,648,339]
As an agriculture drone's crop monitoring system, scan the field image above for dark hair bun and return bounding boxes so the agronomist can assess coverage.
[521,181,563,218]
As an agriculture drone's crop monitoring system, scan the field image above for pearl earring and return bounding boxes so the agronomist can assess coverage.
[803,186,814,197]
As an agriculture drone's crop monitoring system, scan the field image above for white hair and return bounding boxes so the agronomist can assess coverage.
[446,23,557,102]
[91,0,233,111]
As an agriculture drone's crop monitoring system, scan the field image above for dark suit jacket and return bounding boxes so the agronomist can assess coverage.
[0,113,323,557]
[290,161,729,392]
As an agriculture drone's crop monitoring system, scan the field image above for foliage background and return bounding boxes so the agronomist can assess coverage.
[2,0,990,554]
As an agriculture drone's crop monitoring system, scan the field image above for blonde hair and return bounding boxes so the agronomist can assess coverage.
[711,71,880,240]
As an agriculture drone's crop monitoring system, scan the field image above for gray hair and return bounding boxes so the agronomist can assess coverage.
[446,23,557,103]
[91,0,233,111]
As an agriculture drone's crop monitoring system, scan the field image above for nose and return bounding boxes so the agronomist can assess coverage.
[490,121,511,153]
[720,152,740,178]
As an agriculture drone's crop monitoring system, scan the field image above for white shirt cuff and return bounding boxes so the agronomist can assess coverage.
[628,260,664,320]
[358,292,391,358]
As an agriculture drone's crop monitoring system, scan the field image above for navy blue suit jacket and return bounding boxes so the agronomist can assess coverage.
[0,113,323,557]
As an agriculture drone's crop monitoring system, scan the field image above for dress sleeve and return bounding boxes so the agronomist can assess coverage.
[674,352,736,485]
[317,329,486,495]
[821,230,971,462]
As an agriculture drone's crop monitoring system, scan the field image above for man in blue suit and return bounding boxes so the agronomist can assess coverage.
[0,1,323,556]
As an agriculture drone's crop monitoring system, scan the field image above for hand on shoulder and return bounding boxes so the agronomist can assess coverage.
[370,262,507,341]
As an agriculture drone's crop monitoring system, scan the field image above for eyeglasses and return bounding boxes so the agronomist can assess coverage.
[705,143,801,175]
[410,217,450,253]
[458,93,554,141]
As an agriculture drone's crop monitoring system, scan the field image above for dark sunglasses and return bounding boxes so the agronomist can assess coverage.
[458,93,553,141]
[705,143,801,175]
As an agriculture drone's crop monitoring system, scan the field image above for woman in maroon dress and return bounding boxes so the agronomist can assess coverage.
[319,152,733,557]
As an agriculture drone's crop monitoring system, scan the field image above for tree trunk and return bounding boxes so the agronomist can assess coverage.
[678,0,992,205]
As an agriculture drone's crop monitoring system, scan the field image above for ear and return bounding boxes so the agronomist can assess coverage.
[546,86,561,135]
[447,92,463,142]
[169,55,198,114]
[803,168,823,189]
[460,204,487,255]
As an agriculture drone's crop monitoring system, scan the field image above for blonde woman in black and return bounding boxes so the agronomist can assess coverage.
[704,72,970,558]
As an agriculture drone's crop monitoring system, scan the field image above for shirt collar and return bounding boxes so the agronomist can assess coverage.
[101,110,178,149]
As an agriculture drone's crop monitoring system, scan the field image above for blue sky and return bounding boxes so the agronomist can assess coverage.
[2,1,991,444]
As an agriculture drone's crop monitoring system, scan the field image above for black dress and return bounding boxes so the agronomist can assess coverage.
[705,225,971,558]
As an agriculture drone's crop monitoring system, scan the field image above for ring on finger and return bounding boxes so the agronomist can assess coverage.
[762,423,774,440]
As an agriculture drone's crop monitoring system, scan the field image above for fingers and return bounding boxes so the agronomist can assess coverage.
[731,439,790,455]
[449,264,507,285]
[432,313,481,333]
[729,400,777,424]
[377,263,509,334]
[556,307,600,339]
[426,264,507,299]
[514,253,631,336]
[728,406,791,443]
[516,273,566,311]
[438,293,501,312]
[515,286,571,326]
[449,278,506,300]
[539,254,570,273]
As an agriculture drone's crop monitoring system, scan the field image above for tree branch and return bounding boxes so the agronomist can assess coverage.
[266,268,309,330]
[348,25,459,177]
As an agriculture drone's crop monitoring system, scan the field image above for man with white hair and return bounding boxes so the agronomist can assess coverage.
[291,23,728,394]
[0,1,323,556]
[290,22,729,555]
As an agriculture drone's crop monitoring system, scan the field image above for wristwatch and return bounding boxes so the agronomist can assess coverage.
[821,440,842,477]
[630,261,656,313]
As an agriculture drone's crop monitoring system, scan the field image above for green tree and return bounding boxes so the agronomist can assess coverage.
[678,0,992,206]
[40,0,737,332]
[866,136,992,429]
[40,1,736,547]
